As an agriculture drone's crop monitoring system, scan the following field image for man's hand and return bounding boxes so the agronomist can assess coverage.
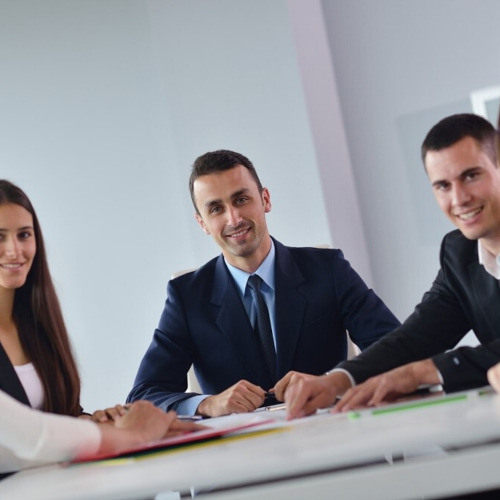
[487,362,500,393]
[273,371,317,402]
[334,359,441,412]
[279,371,352,420]
[196,380,266,417]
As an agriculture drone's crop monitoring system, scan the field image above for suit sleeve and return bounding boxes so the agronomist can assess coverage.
[333,252,400,350]
[433,339,500,392]
[337,265,472,384]
[127,280,198,411]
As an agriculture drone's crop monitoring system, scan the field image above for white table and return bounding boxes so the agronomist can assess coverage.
[2,388,500,500]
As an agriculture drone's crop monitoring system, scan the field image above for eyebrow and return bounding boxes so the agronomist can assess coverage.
[203,188,250,210]
[0,225,34,232]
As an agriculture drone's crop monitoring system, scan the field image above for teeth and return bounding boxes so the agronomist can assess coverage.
[1,264,21,269]
[458,208,481,220]
[230,228,249,237]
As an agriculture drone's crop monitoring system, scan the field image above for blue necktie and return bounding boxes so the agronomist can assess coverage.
[247,274,276,382]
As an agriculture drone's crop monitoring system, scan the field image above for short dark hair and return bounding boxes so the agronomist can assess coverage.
[189,150,263,214]
[421,113,497,167]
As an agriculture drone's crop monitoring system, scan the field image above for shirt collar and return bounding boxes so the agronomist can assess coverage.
[225,239,276,296]
[477,240,500,279]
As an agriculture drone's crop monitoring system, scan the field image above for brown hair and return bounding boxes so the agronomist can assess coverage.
[0,180,81,416]
[421,113,497,167]
[189,150,263,214]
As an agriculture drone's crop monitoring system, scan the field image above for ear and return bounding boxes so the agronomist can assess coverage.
[261,187,272,213]
[195,213,210,235]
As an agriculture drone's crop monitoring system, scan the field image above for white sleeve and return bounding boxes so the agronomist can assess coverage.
[0,390,101,472]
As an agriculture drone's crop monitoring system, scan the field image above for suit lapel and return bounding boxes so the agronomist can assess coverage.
[211,256,273,386]
[273,241,306,379]
[0,341,30,406]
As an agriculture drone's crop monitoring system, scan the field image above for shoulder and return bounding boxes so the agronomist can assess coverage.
[169,256,220,291]
[274,238,344,263]
[440,229,477,266]
[273,239,351,283]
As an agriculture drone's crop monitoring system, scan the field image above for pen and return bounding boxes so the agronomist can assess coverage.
[266,403,287,412]
[177,415,203,422]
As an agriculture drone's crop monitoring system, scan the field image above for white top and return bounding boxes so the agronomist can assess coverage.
[14,363,44,410]
[478,241,500,279]
[0,390,101,473]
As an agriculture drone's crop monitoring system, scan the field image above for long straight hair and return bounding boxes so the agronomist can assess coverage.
[0,180,81,416]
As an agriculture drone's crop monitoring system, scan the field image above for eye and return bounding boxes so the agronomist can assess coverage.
[235,196,249,205]
[18,230,34,240]
[209,205,222,215]
[433,182,449,192]
[464,171,479,181]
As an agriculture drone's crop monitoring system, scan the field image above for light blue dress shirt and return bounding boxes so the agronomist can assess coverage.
[176,241,276,416]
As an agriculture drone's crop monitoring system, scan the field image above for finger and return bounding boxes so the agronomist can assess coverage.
[488,366,500,392]
[104,408,123,422]
[300,393,332,417]
[334,387,368,412]
[273,372,293,400]
[241,381,266,397]
[285,382,314,420]
[114,404,129,417]
[230,384,265,410]
[170,420,206,433]
[229,397,257,413]
[91,410,109,423]
[344,386,376,410]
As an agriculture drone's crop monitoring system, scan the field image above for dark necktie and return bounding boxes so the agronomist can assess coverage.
[247,274,276,382]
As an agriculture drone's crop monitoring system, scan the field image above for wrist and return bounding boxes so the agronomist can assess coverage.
[411,359,441,386]
[324,371,352,396]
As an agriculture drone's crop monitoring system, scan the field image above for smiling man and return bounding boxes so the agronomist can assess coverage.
[127,149,399,417]
[281,113,500,418]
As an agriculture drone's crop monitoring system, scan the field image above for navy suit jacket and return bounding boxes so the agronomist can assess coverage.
[127,239,400,411]
[338,230,500,392]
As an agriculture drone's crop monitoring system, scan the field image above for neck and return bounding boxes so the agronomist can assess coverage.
[227,236,272,274]
[0,289,15,327]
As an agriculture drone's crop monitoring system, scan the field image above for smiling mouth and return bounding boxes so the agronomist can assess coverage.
[456,207,482,221]
[0,263,24,269]
[226,226,251,238]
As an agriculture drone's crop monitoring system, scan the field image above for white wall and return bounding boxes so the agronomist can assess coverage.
[0,0,330,410]
[2,0,498,411]
[320,0,500,321]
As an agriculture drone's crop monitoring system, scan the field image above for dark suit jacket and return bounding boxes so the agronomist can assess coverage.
[127,239,400,411]
[0,343,30,407]
[338,230,500,392]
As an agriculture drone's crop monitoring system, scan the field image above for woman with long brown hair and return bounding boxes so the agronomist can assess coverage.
[0,179,80,416]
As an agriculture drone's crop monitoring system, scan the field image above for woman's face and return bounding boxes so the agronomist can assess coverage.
[0,203,36,291]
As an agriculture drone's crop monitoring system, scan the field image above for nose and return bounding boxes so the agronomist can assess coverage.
[226,206,242,227]
[4,236,20,258]
[451,183,471,207]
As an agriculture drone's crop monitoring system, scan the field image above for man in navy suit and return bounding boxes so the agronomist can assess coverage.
[280,113,500,419]
[127,150,399,417]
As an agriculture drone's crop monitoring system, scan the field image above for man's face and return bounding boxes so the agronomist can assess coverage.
[193,165,272,272]
[425,136,500,253]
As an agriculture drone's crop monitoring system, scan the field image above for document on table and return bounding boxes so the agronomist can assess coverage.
[71,412,277,464]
